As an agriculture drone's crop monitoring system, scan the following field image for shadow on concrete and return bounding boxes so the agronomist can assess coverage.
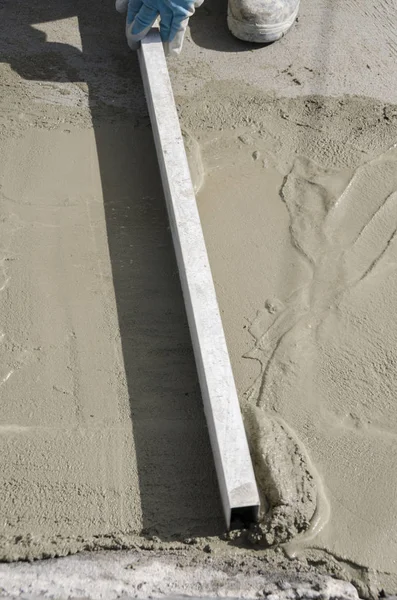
[1,0,223,540]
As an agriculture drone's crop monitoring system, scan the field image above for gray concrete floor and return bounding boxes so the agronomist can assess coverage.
[0,0,396,597]
[173,0,397,102]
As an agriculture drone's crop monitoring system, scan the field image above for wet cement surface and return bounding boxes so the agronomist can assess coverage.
[0,0,223,557]
[191,94,397,577]
[0,0,396,598]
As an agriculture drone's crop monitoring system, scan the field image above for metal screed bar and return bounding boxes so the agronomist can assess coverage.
[138,30,260,527]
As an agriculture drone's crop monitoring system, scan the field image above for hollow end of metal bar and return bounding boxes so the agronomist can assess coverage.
[230,504,260,528]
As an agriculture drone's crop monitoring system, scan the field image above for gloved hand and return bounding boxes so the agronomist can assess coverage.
[116,0,203,55]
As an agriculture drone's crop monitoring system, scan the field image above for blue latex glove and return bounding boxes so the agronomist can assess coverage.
[116,0,203,55]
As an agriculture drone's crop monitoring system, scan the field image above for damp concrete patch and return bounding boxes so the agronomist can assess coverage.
[0,122,224,559]
[1,1,397,599]
[186,86,397,594]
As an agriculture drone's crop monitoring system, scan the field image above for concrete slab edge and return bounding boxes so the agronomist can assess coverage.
[0,550,363,600]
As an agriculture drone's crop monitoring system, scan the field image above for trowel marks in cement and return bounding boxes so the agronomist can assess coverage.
[192,90,397,588]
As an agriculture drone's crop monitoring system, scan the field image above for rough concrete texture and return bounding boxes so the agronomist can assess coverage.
[0,0,396,599]
[0,546,361,600]
[189,91,397,579]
